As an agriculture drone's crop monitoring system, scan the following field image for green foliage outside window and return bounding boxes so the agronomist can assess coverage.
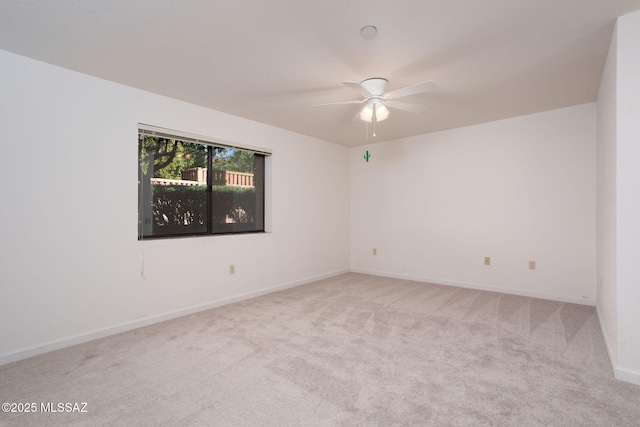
[139,137,207,179]
[150,185,256,235]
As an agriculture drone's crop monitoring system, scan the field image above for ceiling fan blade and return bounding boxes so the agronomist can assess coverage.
[385,80,438,99]
[311,100,364,107]
[384,100,426,113]
[342,81,373,97]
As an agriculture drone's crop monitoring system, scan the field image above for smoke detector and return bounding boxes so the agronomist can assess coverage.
[360,26,377,38]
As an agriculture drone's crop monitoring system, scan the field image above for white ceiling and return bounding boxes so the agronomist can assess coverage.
[1,0,639,147]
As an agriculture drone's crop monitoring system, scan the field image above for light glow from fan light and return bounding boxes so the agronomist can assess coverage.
[359,103,374,122]
[375,103,389,121]
[360,102,389,122]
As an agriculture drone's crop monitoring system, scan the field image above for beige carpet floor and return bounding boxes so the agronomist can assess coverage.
[1,273,639,426]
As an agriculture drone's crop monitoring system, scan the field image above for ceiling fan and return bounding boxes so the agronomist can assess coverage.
[311,78,438,123]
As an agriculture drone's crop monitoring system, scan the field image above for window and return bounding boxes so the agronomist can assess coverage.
[138,125,269,239]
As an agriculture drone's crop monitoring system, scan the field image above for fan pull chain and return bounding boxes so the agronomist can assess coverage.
[373,108,377,138]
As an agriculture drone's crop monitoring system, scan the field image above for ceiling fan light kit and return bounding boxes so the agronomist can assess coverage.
[360,101,389,123]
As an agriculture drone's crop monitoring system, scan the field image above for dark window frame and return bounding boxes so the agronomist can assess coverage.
[137,126,269,240]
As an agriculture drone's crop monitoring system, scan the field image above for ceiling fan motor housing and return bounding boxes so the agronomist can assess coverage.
[360,78,389,96]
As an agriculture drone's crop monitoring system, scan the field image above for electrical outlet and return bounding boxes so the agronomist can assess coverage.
[484,257,491,266]
[373,248,377,255]
[229,264,235,275]
[529,260,536,270]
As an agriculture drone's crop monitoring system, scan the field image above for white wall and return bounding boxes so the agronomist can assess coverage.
[0,50,350,362]
[614,10,640,382]
[351,103,597,304]
[596,9,640,385]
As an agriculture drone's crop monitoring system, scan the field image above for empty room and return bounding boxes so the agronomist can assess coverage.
[1,0,640,425]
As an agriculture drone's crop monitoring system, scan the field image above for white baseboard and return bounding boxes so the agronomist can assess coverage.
[595,305,640,385]
[0,268,349,367]
[350,268,596,306]
[613,366,640,385]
